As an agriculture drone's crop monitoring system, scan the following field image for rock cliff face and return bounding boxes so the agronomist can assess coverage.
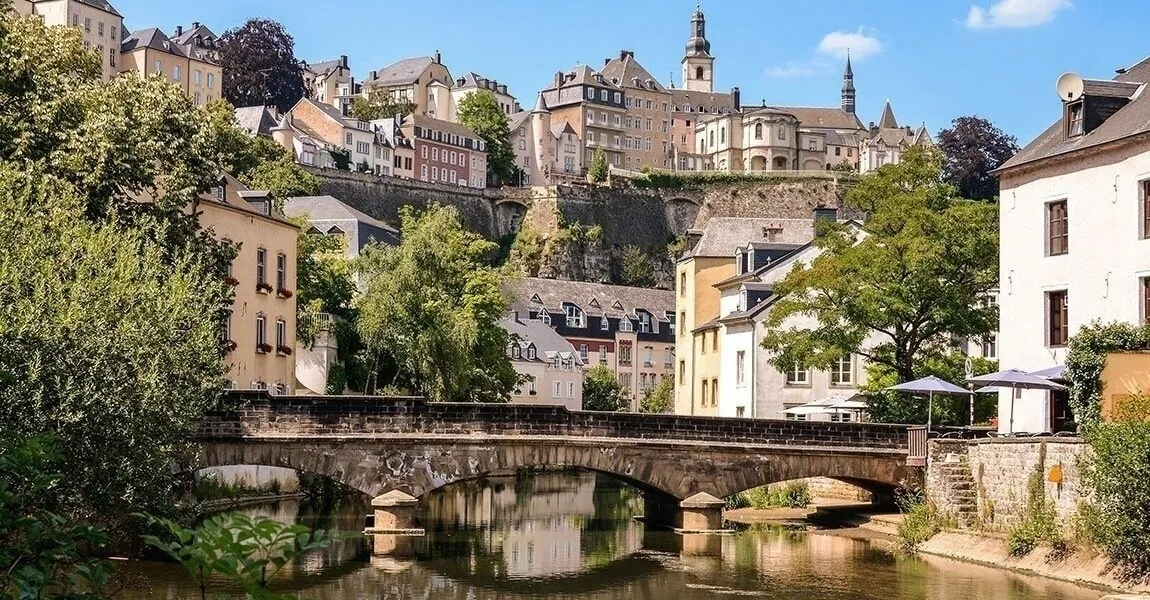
[310,168,857,284]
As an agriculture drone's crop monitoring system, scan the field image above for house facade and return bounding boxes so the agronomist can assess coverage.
[503,315,584,410]
[400,114,487,188]
[995,58,1150,433]
[304,55,355,114]
[363,53,453,119]
[27,0,123,80]
[508,278,676,409]
[451,72,519,120]
[509,94,583,185]
[193,174,298,394]
[284,97,391,176]
[601,50,673,170]
[120,23,222,107]
[541,65,628,169]
[858,101,932,174]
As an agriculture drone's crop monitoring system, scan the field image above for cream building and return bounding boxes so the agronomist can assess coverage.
[508,94,583,185]
[858,102,932,174]
[303,55,355,114]
[120,24,222,107]
[508,278,676,410]
[601,50,673,169]
[696,107,830,172]
[363,52,453,119]
[541,65,627,169]
[451,71,519,120]
[504,315,584,410]
[193,174,298,394]
[26,0,123,80]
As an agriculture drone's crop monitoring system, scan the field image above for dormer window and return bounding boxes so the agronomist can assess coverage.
[601,316,610,331]
[735,250,745,275]
[526,346,536,360]
[1067,102,1084,137]
[511,346,521,359]
[740,290,748,311]
[564,303,585,328]
[540,312,551,326]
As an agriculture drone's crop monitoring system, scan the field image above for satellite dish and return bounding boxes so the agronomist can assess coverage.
[1056,72,1084,102]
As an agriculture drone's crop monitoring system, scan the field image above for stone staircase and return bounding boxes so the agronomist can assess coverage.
[936,460,978,527]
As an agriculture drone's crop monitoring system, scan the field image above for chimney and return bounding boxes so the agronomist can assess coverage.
[370,70,377,81]
[498,84,507,94]
[192,21,200,29]
[340,54,348,69]
[604,58,610,66]
[554,71,563,89]
[434,50,441,64]
[175,25,183,36]
[731,86,741,110]
[457,77,465,87]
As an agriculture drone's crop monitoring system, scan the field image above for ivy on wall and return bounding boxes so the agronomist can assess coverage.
[1065,321,1150,430]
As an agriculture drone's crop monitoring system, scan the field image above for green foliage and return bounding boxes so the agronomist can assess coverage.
[248,154,320,206]
[139,512,331,600]
[733,482,812,509]
[291,217,354,344]
[936,115,1019,201]
[862,353,998,425]
[357,205,522,401]
[896,488,943,551]
[639,377,674,414]
[0,437,113,600]
[324,361,348,395]
[1006,443,1061,556]
[218,18,305,113]
[510,225,546,277]
[631,169,854,190]
[583,365,629,412]
[1065,321,1150,430]
[193,471,285,503]
[761,146,999,385]
[1081,393,1150,579]
[329,147,351,171]
[587,148,608,183]
[456,90,514,184]
[348,95,416,121]
[617,244,655,288]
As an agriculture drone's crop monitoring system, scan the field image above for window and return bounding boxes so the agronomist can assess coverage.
[540,312,551,326]
[356,141,370,154]
[600,316,609,331]
[568,382,575,398]
[830,412,853,423]
[345,132,353,145]
[785,363,809,386]
[440,168,447,181]
[695,66,704,80]
[1048,290,1069,347]
[786,412,808,422]
[420,164,428,180]
[619,318,633,332]
[600,89,607,101]
[618,343,632,365]
[736,351,746,386]
[511,346,521,359]
[207,73,214,89]
[711,378,718,406]
[275,318,286,349]
[1142,180,1150,239]
[72,13,78,26]
[432,147,439,161]
[275,253,286,290]
[665,348,674,367]
[1047,199,1068,255]
[679,360,686,384]
[194,70,202,85]
[1144,277,1150,323]
[701,379,709,405]
[172,65,181,81]
[255,316,267,351]
[553,381,562,398]
[421,145,428,159]
[778,127,786,140]
[579,344,588,362]
[565,304,585,327]
[109,48,115,67]
[831,355,854,386]
[599,345,608,364]
[529,379,537,394]
[719,127,725,145]
[84,17,90,31]
[754,123,763,139]
[835,146,841,156]
[712,329,718,352]
[153,60,163,74]
[643,346,654,366]
[527,346,537,360]
[255,248,267,285]
[981,333,997,359]
[638,312,651,333]
[1067,102,1084,137]
[808,139,817,151]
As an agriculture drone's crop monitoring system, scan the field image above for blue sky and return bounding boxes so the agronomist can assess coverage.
[112,0,1146,144]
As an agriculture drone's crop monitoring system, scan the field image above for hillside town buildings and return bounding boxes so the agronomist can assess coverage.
[303,55,355,114]
[508,94,584,185]
[120,23,222,107]
[363,53,454,119]
[503,315,584,410]
[995,57,1150,434]
[21,0,123,80]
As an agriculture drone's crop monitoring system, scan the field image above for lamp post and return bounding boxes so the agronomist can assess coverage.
[965,357,975,427]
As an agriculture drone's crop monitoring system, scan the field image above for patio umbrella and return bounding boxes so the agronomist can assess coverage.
[1030,365,1067,381]
[886,376,970,432]
[782,394,855,417]
[967,369,1066,434]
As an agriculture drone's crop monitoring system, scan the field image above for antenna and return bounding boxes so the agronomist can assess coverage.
[1056,72,1084,102]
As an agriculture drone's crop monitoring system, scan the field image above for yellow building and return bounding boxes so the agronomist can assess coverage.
[193,174,299,393]
[601,50,673,170]
[25,0,124,80]
[120,24,222,107]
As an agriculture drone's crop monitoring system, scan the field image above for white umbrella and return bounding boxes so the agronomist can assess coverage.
[967,369,1067,434]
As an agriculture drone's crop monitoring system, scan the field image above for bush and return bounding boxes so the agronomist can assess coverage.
[896,489,942,551]
[729,482,811,510]
[1005,443,1062,557]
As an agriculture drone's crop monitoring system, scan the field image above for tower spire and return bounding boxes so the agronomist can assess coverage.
[682,6,714,93]
[841,50,856,115]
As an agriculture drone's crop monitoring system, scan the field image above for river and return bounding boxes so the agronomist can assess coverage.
[121,472,1105,599]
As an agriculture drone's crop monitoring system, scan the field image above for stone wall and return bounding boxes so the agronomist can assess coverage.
[927,438,1089,530]
[197,391,913,450]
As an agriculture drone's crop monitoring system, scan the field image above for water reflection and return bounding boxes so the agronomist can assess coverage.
[121,471,1105,600]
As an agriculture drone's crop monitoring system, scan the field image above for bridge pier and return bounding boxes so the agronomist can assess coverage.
[676,492,732,534]
[365,491,425,541]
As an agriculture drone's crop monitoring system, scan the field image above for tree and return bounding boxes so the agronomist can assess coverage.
[862,353,998,425]
[248,154,320,207]
[761,146,999,386]
[617,244,655,287]
[587,147,608,183]
[218,19,305,113]
[583,365,629,412]
[640,377,674,414]
[357,205,521,401]
[349,95,416,122]
[937,115,1020,201]
[456,90,515,184]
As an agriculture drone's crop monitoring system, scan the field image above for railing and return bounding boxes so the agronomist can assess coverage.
[906,426,928,467]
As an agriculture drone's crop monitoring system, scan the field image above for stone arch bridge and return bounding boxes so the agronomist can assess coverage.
[190,392,922,532]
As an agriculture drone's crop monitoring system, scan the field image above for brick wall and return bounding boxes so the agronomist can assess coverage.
[196,391,911,450]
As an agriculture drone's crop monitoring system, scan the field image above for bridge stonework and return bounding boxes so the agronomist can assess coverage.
[191,393,918,506]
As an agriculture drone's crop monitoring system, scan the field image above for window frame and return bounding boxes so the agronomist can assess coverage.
[1046,199,1069,256]
[784,363,810,386]
[830,354,855,386]
[276,253,287,290]
[255,248,267,285]
[1047,290,1069,347]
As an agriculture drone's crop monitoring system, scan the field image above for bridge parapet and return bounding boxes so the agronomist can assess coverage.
[195,391,910,451]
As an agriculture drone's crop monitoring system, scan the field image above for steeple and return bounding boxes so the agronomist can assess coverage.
[878,100,898,129]
[531,91,549,114]
[682,5,715,93]
[841,52,856,115]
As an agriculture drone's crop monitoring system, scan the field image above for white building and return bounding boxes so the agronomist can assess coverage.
[503,315,585,410]
[450,71,520,121]
[858,102,932,174]
[508,94,584,185]
[995,59,1150,434]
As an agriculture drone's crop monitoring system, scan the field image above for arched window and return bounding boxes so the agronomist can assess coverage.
[720,127,725,145]
[754,123,763,140]
[564,303,585,327]
[708,130,714,147]
[695,66,704,80]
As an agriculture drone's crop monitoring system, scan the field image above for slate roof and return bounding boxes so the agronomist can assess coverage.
[878,101,898,128]
[767,106,865,131]
[371,56,436,86]
[543,64,622,91]
[508,277,675,321]
[671,89,735,113]
[824,130,859,146]
[171,23,217,46]
[234,106,278,137]
[306,58,343,75]
[408,114,483,143]
[283,196,399,251]
[508,110,531,132]
[502,316,582,364]
[999,56,1150,172]
[38,0,120,17]
[601,51,670,95]
[687,218,824,258]
[121,28,183,56]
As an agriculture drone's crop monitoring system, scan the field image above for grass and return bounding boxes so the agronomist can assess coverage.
[727,482,812,510]
[194,471,286,502]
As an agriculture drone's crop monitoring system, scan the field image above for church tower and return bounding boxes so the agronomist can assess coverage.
[529,92,551,185]
[841,54,856,114]
[682,6,714,93]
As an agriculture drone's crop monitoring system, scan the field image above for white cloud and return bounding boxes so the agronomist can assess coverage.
[817,28,883,61]
[765,27,881,78]
[966,0,1071,28]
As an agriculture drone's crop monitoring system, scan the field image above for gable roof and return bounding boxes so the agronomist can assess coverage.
[508,278,674,321]
[121,28,183,56]
[371,56,437,86]
[502,316,582,364]
[671,89,735,113]
[601,51,670,95]
[171,23,217,46]
[234,106,278,137]
[507,110,531,132]
[999,56,1150,173]
[687,217,827,258]
[407,113,483,144]
[306,58,344,75]
[283,195,400,250]
[543,64,622,91]
[767,106,865,131]
[878,101,898,128]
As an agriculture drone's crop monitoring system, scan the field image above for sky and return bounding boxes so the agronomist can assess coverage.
[111,0,1147,144]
